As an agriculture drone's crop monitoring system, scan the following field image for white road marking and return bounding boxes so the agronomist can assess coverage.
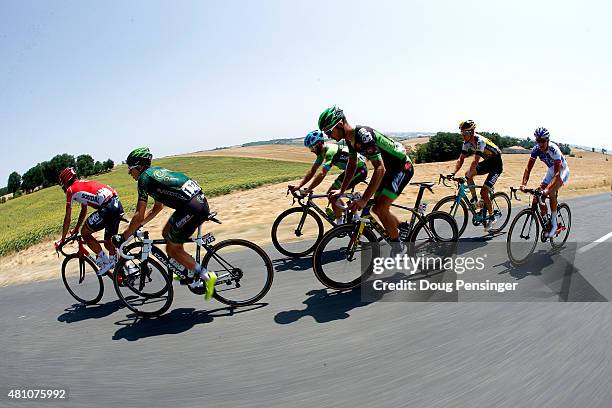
[577,231,612,254]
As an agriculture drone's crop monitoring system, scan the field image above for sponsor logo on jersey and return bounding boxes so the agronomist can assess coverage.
[358,128,373,143]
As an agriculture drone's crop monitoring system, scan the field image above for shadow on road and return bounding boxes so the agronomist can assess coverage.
[272,256,312,272]
[112,303,267,341]
[57,300,125,323]
[274,288,380,324]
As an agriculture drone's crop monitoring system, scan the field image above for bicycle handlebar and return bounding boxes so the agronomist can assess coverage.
[55,233,79,258]
[510,187,543,202]
[118,228,147,260]
[439,173,466,188]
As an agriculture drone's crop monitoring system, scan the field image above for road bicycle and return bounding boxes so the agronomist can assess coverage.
[506,187,572,266]
[312,182,459,290]
[271,186,358,258]
[115,211,274,317]
[433,174,511,237]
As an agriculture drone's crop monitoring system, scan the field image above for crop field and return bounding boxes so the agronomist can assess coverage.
[0,156,310,257]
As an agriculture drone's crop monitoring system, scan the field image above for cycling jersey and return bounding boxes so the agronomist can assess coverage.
[347,126,412,169]
[137,166,203,209]
[461,135,502,159]
[530,142,568,169]
[66,180,117,209]
[314,142,367,171]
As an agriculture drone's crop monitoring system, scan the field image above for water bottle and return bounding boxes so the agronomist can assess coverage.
[325,207,335,222]
[418,202,427,215]
[398,222,411,242]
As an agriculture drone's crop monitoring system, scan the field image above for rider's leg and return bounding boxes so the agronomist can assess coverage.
[163,222,196,271]
[329,175,345,221]
[81,223,103,255]
[480,186,492,215]
[466,171,478,201]
[372,195,400,240]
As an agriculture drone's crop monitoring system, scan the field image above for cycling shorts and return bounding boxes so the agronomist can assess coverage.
[86,197,124,240]
[475,156,503,190]
[331,166,368,190]
[374,161,414,200]
[167,193,210,244]
[542,165,570,187]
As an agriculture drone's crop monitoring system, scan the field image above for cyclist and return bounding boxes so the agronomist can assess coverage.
[58,167,124,275]
[318,106,414,254]
[112,147,217,300]
[451,120,503,231]
[289,130,368,224]
[520,127,570,238]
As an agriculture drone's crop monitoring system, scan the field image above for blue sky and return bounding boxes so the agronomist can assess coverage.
[1,0,611,183]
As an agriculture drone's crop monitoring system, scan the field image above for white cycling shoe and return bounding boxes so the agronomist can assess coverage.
[95,257,115,276]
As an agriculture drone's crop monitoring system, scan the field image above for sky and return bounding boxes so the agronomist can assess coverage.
[1,0,611,183]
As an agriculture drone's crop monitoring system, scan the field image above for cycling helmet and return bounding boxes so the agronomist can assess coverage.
[534,127,550,141]
[459,120,476,131]
[318,105,345,131]
[58,167,77,188]
[126,147,152,167]
[304,130,325,148]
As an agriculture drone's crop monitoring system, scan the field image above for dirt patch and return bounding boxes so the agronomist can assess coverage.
[1,148,610,287]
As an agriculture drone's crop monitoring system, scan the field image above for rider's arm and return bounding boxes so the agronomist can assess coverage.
[61,203,72,241]
[122,200,147,239]
[142,201,164,225]
[305,167,329,191]
[294,163,319,189]
[73,204,88,232]
[521,157,536,186]
[360,158,385,202]
[453,153,466,175]
[338,155,357,194]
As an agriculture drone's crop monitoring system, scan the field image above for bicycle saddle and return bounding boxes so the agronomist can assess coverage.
[205,212,222,224]
[410,182,435,188]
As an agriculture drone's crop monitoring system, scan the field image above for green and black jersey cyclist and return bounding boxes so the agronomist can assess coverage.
[319,106,414,254]
[289,130,368,224]
[451,120,503,231]
[112,147,217,300]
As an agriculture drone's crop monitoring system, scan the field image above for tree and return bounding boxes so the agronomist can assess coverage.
[43,154,76,186]
[7,172,22,193]
[93,161,104,175]
[76,154,95,177]
[21,164,44,192]
[103,159,114,171]
[559,143,571,155]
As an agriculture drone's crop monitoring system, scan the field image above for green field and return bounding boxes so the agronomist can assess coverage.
[0,156,310,257]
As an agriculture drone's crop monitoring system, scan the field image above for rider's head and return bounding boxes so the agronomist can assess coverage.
[534,127,550,150]
[303,130,325,154]
[318,105,346,142]
[459,120,476,141]
[58,167,78,191]
[126,147,152,180]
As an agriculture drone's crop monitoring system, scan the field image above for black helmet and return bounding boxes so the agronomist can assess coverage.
[126,147,152,167]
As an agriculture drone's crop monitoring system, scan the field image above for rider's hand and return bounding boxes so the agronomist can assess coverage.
[349,198,367,212]
[111,234,125,248]
[327,189,341,203]
[542,187,550,197]
[519,185,526,192]
[69,227,79,236]
[288,185,297,191]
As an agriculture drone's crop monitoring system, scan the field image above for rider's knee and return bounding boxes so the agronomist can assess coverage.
[480,188,490,199]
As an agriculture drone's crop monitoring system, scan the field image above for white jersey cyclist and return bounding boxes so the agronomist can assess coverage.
[530,141,569,185]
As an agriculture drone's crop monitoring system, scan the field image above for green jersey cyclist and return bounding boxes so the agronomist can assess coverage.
[318,106,414,254]
[289,130,368,224]
[112,147,217,300]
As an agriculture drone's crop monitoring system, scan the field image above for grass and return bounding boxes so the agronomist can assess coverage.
[0,156,310,257]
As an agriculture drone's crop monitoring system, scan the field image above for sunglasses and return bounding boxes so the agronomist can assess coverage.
[323,120,342,136]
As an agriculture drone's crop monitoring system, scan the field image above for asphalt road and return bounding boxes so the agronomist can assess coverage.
[1,192,611,408]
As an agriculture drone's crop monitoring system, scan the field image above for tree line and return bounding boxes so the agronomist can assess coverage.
[411,131,571,164]
[3,154,114,197]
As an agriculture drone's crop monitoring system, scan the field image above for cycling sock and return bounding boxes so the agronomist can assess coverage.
[97,250,108,261]
[551,211,558,228]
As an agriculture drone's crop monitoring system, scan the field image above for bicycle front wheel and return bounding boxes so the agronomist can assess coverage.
[432,195,469,237]
[200,239,274,306]
[507,208,539,266]
[271,207,325,258]
[411,211,458,263]
[550,203,571,249]
[488,192,512,234]
[61,255,104,305]
[312,224,380,290]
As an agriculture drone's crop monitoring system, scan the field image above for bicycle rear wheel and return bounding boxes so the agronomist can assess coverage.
[550,203,571,249]
[410,212,458,268]
[312,224,380,290]
[506,208,539,266]
[113,255,174,318]
[61,255,104,305]
[271,207,324,258]
[198,239,274,306]
[488,192,511,234]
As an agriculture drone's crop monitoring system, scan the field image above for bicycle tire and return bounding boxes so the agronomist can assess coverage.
[507,208,539,266]
[116,242,172,298]
[198,239,274,306]
[488,192,512,234]
[432,195,469,238]
[271,207,324,258]
[312,224,380,290]
[61,254,104,305]
[113,255,174,318]
[550,203,572,249]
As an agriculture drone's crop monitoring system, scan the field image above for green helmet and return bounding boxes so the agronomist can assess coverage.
[126,147,152,167]
[318,105,345,131]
